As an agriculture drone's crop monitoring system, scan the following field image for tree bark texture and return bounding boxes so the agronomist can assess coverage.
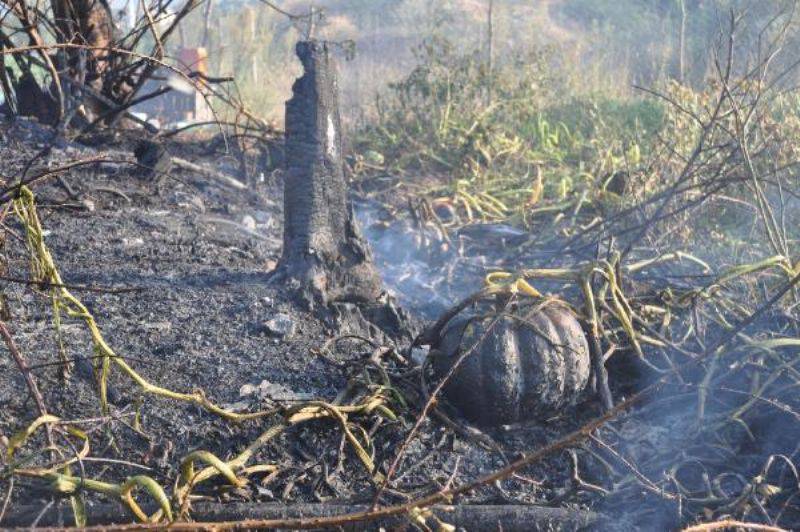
[15,0,119,123]
[51,0,116,92]
[278,41,382,306]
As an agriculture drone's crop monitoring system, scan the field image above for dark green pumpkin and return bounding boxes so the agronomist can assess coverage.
[432,303,591,426]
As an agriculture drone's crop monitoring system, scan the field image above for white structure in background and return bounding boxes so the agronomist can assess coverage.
[107,1,211,127]
[132,47,214,127]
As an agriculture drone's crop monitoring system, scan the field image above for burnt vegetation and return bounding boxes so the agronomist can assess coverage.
[1,1,800,531]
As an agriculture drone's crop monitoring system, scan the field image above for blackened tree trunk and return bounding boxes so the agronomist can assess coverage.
[15,0,119,123]
[277,41,383,306]
[51,0,116,94]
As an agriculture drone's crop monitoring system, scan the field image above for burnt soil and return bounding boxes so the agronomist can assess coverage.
[0,118,604,528]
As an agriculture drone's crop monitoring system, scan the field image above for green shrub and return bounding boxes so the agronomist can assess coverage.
[354,36,664,223]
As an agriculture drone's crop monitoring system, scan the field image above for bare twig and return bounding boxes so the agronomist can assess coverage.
[0,319,50,421]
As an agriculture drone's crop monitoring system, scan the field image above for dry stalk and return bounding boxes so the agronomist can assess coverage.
[683,520,787,532]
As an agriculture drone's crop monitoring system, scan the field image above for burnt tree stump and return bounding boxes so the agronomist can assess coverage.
[276,41,383,306]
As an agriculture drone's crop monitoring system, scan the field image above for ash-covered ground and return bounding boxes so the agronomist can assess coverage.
[5,116,797,531]
[0,118,603,528]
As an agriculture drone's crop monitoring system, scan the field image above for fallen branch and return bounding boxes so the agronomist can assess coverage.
[172,157,247,190]
[1,502,602,531]
[0,320,51,430]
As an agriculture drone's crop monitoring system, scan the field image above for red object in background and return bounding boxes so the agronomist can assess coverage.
[177,47,208,76]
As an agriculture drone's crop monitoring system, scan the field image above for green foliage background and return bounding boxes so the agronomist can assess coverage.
[170,0,800,227]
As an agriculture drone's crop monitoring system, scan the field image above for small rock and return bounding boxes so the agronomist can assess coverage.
[239,383,257,397]
[241,215,256,231]
[122,237,145,248]
[256,379,313,401]
[81,199,96,212]
[221,401,250,412]
[257,380,294,400]
[263,313,295,339]
[240,379,311,402]
[256,486,274,498]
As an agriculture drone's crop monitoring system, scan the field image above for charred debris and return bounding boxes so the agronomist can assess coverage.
[0,2,800,532]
